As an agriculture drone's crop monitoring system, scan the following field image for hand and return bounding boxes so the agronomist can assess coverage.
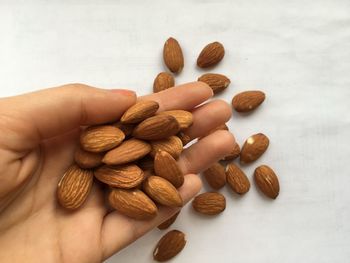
[0,82,234,262]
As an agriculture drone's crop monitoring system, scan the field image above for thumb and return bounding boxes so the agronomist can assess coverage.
[0,83,136,151]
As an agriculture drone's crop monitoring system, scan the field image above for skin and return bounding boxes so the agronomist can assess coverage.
[0,82,235,263]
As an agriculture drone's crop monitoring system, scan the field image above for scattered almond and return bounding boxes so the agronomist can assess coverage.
[57,164,93,210]
[133,115,180,140]
[254,165,279,199]
[154,151,184,188]
[150,136,183,159]
[240,133,269,163]
[226,163,250,195]
[153,72,175,93]
[74,147,103,169]
[198,73,230,94]
[153,230,186,262]
[192,192,226,215]
[158,110,193,130]
[102,138,151,165]
[197,42,225,68]
[80,125,125,153]
[203,162,226,189]
[163,37,184,73]
[232,90,265,112]
[158,211,180,230]
[94,164,144,188]
[108,188,158,220]
[121,100,159,124]
[143,176,183,207]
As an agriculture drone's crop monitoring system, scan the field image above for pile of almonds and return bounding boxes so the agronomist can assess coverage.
[57,37,281,262]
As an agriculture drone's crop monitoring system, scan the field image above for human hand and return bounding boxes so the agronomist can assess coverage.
[0,82,234,262]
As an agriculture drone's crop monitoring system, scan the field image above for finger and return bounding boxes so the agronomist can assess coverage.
[184,99,232,141]
[0,84,136,151]
[100,174,202,259]
[178,130,235,174]
[141,81,213,111]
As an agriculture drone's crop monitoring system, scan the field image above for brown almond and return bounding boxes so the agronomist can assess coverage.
[240,133,269,163]
[163,37,184,73]
[153,230,186,262]
[158,110,193,130]
[177,132,191,146]
[143,176,183,207]
[198,73,230,94]
[153,72,175,93]
[154,151,184,188]
[138,155,154,172]
[150,136,183,158]
[121,100,159,124]
[226,163,250,195]
[197,42,225,68]
[232,90,266,112]
[192,192,226,215]
[254,165,279,199]
[203,162,226,190]
[80,125,125,153]
[133,115,180,140]
[112,122,134,136]
[222,142,241,161]
[158,211,180,230]
[94,164,144,188]
[57,164,93,210]
[102,139,151,165]
[108,188,158,220]
[74,147,103,169]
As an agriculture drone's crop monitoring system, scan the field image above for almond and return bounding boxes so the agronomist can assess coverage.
[203,162,226,190]
[163,37,184,73]
[154,151,184,188]
[226,163,250,195]
[153,72,175,93]
[57,164,93,209]
[153,230,186,262]
[74,147,103,169]
[240,133,269,163]
[158,110,193,130]
[102,138,151,165]
[158,211,180,230]
[192,192,226,215]
[222,142,240,161]
[80,125,125,153]
[198,73,230,94]
[108,188,158,220]
[177,132,191,146]
[94,164,144,188]
[254,165,279,199]
[232,90,266,112]
[138,155,154,172]
[112,122,134,136]
[143,176,183,207]
[133,115,180,140]
[197,42,225,68]
[121,100,159,124]
[150,136,183,158]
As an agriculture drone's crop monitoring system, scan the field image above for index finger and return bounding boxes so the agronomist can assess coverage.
[140,81,213,111]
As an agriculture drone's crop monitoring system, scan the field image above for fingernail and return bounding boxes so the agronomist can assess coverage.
[109,89,136,97]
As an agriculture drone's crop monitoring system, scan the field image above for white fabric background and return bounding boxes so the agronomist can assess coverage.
[1,1,350,262]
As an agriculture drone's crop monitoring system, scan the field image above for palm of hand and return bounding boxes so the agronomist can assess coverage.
[0,83,234,263]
